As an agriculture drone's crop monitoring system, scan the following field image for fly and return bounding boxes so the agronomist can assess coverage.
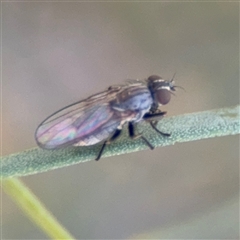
[35,75,177,160]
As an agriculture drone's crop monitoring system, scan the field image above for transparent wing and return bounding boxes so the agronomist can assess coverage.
[35,82,146,149]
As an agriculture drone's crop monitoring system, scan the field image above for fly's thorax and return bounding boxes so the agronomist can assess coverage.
[147,75,175,107]
[110,85,153,112]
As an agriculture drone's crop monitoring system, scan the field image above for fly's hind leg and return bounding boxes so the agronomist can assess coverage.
[95,129,122,161]
[128,122,154,150]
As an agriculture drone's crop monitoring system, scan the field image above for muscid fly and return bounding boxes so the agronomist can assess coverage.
[35,75,177,160]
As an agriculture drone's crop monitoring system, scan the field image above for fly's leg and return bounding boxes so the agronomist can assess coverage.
[95,129,122,161]
[144,111,171,137]
[143,111,166,121]
[128,122,154,150]
[149,121,171,137]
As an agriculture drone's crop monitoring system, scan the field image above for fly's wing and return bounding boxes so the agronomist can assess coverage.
[35,82,145,149]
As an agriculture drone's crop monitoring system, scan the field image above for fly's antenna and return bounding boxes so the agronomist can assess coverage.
[174,85,185,91]
[169,72,185,92]
[170,72,176,83]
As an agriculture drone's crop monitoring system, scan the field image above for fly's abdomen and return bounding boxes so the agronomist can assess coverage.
[74,116,121,146]
[35,104,118,149]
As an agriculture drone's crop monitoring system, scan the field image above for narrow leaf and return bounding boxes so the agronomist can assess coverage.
[1,105,239,178]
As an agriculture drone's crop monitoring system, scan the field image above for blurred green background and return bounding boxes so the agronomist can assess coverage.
[2,2,239,239]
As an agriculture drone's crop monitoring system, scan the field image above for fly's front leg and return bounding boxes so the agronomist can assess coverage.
[95,129,122,161]
[128,122,154,150]
[143,110,166,121]
[143,111,171,137]
[149,121,171,137]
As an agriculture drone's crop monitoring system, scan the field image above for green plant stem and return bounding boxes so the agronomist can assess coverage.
[2,178,75,240]
[1,105,240,178]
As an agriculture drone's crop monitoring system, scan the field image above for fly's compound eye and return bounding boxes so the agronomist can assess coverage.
[148,75,162,81]
[156,89,171,105]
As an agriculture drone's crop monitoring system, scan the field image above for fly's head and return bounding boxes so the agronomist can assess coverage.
[147,75,177,109]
